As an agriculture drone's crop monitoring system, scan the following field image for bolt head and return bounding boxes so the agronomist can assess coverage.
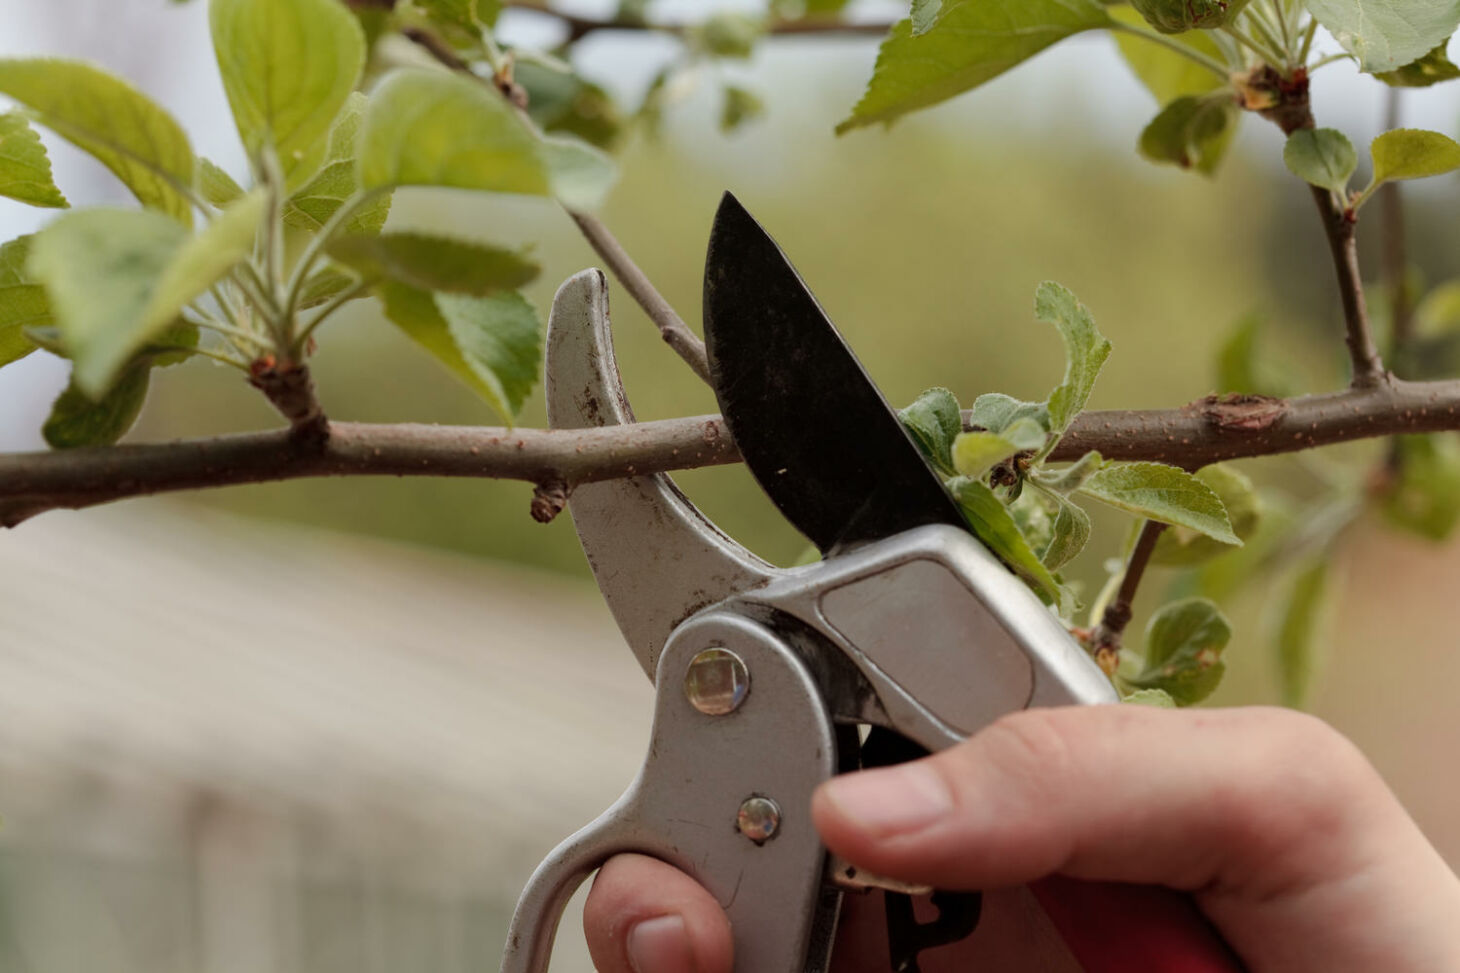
[684,647,749,715]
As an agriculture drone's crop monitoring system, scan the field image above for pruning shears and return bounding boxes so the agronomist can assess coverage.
[500,194,1246,972]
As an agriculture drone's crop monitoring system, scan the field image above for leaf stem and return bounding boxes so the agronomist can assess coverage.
[1243,6,1290,65]
[1220,22,1287,68]
[1109,22,1232,80]
[1089,519,1167,672]
[292,278,373,354]
[1297,17,1320,65]
[279,188,384,330]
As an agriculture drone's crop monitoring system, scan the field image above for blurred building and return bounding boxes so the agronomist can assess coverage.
[0,504,651,973]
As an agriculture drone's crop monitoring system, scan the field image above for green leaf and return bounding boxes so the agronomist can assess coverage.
[516,61,624,151]
[359,69,616,211]
[899,386,962,474]
[1109,6,1226,104]
[377,282,541,421]
[1283,127,1357,196]
[1375,42,1460,86]
[298,266,359,310]
[416,0,490,36]
[43,361,150,448]
[210,0,366,186]
[327,232,537,296]
[197,157,245,206]
[0,112,67,208]
[1301,0,1460,74]
[1040,492,1090,571]
[694,12,762,58]
[284,92,392,236]
[30,193,263,396]
[1369,128,1460,187]
[969,392,1050,435]
[1036,281,1112,437]
[0,236,49,368]
[720,85,766,133]
[1138,94,1238,175]
[837,0,1114,134]
[1121,687,1177,708]
[1275,558,1327,709]
[951,418,1045,477]
[1150,464,1259,565]
[1033,449,1103,494]
[1129,0,1249,33]
[1080,462,1241,545]
[1126,597,1230,705]
[0,59,194,225]
[1381,434,1460,541]
[947,475,1068,609]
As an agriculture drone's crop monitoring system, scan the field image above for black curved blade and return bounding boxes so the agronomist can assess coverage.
[703,192,966,554]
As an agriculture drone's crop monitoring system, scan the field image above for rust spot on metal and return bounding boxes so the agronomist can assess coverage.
[1196,393,1288,432]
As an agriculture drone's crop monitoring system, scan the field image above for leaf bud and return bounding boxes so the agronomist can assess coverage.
[1129,0,1251,34]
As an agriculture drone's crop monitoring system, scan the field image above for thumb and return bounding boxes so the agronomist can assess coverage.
[811,705,1460,971]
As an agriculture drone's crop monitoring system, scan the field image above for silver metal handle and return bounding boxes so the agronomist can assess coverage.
[501,611,842,973]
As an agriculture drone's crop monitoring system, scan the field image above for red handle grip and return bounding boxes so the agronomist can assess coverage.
[1030,876,1248,972]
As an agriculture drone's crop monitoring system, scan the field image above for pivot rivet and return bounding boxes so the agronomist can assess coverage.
[684,647,749,715]
[736,796,781,844]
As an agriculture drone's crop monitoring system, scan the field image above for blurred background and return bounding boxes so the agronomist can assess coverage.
[1,1,1458,970]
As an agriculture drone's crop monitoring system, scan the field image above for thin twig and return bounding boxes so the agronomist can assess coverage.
[1380,87,1412,364]
[400,27,714,385]
[8,378,1460,525]
[1090,520,1167,672]
[501,1,892,40]
[567,210,712,384]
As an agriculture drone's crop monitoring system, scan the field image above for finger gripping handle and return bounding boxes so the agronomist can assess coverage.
[1030,876,1248,973]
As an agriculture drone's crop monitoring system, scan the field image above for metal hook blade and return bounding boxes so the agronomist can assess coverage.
[545,270,777,680]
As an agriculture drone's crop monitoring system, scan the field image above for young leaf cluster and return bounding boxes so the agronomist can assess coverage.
[0,0,620,446]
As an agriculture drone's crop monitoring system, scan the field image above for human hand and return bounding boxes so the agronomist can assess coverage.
[581,705,1460,972]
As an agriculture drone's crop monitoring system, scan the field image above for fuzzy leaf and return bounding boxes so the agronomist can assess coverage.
[1283,127,1357,196]
[1301,0,1460,74]
[0,58,194,225]
[327,232,538,296]
[1127,597,1230,705]
[1041,492,1090,571]
[1033,450,1103,494]
[899,386,962,474]
[0,112,67,208]
[1037,281,1111,436]
[947,475,1068,609]
[969,392,1050,435]
[0,235,49,368]
[720,85,766,133]
[377,282,541,421]
[516,61,624,151]
[1369,128,1460,187]
[1139,94,1239,175]
[695,12,762,58]
[1121,687,1177,708]
[298,267,359,310]
[284,92,392,235]
[210,0,365,186]
[359,69,616,211]
[1080,462,1240,545]
[43,362,150,448]
[1151,464,1260,565]
[1130,0,1250,33]
[1375,42,1460,86]
[1276,558,1327,709]
[911,0,942,34]
[837,0,1114,133]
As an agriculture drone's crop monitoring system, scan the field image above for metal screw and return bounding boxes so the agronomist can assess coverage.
[684,647,749,715]
[736,796,781,844]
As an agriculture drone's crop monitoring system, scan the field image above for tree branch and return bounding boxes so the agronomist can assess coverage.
[1260,76,1386,386]
[7,378,1460,526]
[1090,520,1167,673]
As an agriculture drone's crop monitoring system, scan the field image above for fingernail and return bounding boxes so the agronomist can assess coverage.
[819,763,953,836]
[627,914,694,973]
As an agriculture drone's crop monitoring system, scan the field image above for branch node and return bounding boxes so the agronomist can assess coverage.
[530,479,572,523]
[249,358,329,445]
